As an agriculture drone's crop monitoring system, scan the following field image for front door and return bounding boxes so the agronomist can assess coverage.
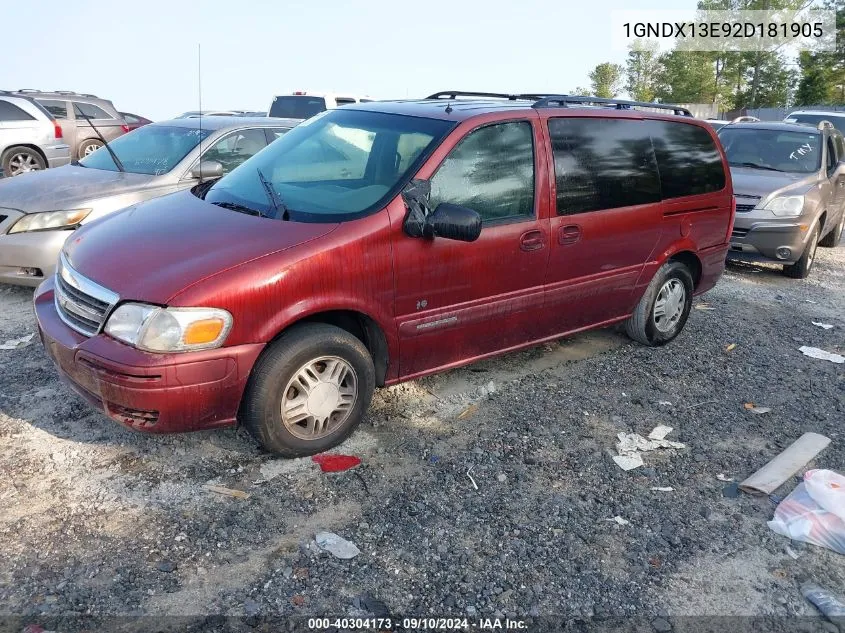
[389,118,551,379]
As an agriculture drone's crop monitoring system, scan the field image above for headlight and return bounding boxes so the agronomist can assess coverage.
[104,302,233,352]
[762,195,805,217]
[8,209,92,234]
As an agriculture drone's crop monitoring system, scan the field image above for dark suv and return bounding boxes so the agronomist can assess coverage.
[35,92,734,456]
[12,90,129,159]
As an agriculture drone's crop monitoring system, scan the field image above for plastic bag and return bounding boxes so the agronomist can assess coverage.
[400,179,432,238]
[768,469,845,555]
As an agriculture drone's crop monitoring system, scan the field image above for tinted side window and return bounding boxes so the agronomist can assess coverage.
[647,120,726,199]
[826,136,837,175]
[73,102,113,119]
[835,133,845,162]
[549,118,660,215]
[429,121,535,223]
[202,128,268,174]
[37,99,68,119]
[0,100,35,121]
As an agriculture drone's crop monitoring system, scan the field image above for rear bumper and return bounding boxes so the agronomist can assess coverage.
[0,228,68,286]
[727,220,811,265]
[44,144,71,168]
[34,277,264,433]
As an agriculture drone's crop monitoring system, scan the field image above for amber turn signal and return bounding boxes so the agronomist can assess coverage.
[183,318,226,345]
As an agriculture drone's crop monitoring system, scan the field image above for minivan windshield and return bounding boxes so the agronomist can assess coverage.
[204,109,454,222]
[718,128,822,174]
[269,96,327,120]
[80,125,212,175]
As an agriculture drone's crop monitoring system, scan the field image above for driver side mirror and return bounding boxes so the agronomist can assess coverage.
[419,203,482,242]
[190,160,224,181]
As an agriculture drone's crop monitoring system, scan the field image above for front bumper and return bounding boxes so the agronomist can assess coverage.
[34,277,264,434]
[726,219,812,265]
[0,223,70,286]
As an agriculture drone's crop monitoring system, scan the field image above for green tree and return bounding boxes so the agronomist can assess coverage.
[625,40,661,101]
[795,51,832,105]
[589,63,625,98]
[654,51,717,103]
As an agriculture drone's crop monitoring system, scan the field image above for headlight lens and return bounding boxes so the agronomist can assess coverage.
[8,209,92,234]
[104,302,233,352]
[763,195,805,217]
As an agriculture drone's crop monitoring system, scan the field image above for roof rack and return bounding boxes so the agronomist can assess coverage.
[532,95,692,116]
[16,89,99,98]
[426,91,551,101]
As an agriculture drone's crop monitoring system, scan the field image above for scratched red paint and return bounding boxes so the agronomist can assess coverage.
[312,454,361,472]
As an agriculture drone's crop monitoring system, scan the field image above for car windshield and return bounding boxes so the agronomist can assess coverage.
[204,109,454,222]
[268,96,328,119]
[718,128,822,174]
[80,125,212,175]
[786,113,843,130]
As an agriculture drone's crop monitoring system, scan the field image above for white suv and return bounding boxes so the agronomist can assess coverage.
[0,93,71,177]
[267,91,373,121]
[785,110,845,133]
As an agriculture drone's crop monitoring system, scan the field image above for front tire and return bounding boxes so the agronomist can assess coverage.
[1,146,46,177]
[819,212,844,248]
[625,261,694,347]
[783,225,820,279]
[241,323,375,457]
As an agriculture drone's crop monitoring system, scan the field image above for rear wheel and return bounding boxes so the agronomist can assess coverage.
[783,225,820,279]
[241,323,375,457]
[79,139,103,158]
[819,213,844,248]
[1,146,46,177]
[625,261,694,347]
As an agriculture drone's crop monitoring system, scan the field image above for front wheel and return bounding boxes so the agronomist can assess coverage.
[241,323,375,457]
[625,261,694,347]
[783,225,820,279]
[1,146,46,177]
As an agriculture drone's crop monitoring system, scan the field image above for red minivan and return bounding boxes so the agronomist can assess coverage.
[34,92,735,456]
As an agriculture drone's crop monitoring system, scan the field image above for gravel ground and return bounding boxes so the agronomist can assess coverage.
[0,242,843,633]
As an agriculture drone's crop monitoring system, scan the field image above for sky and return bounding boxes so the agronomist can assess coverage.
[1,0,697,121]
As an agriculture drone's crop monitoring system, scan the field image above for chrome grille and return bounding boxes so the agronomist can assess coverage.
[54,253,119,337]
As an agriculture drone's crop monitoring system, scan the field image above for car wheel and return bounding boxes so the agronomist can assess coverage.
[819,212,844,248]
[79,139,104,158]
[783,225,820,279]
[625,261,694,347]
[241,323,375,457]
[1,146,46,177]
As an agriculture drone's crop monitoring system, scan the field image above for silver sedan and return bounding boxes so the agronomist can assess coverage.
[0,116,297,286]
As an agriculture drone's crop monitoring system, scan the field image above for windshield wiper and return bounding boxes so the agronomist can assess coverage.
[211,200,267,218]
[730,161,783,172]
[73,105,125,172]
[256,168,290,220]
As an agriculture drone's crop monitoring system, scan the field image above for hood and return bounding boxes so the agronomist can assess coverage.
[0,166,159,212]
[730,167,816,201]
[63,190,338,304]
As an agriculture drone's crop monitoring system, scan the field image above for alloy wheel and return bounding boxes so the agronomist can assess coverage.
[280,356,358,440]
[653,278,686,333]
[8,153,40,176]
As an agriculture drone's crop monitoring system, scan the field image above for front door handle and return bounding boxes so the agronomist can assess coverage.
[519,230,545,252]
[559,224,582,245]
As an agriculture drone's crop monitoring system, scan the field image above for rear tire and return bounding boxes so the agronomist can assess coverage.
[1,146,46,177]
[625,261,694,347]
[783,225,820,279]
[79,139,103,158]
[241,323,375,457]
[819,213,844,247]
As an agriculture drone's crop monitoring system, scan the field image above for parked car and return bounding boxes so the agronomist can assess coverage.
[719,120,845,278]
[12,90,130,160]
[33,93,733,456]
[0,92,70,177]
[785,110,845,134]
[0,116,297,286]
[120,112,152,130]
[267,92,373,120]
[705,119,730,130]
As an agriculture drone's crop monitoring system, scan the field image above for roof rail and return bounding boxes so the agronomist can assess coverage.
[730,115,759,123]
[533,95,693,116]
[426,91,550,101]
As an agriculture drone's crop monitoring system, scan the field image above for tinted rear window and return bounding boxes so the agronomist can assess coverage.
[269,96,327,119]
[646,120,726,199]
[37,99,68,119]
[548,117,661,215]
[0,100,35,122]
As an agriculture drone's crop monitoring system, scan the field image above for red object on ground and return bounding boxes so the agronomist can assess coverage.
[312,454,361,472]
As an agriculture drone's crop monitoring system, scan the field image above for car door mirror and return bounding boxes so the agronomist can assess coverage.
[190,160,224,181]
[423,203,482,242]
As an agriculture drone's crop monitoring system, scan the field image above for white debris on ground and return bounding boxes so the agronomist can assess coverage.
[612,425,686,471]
[0,333,35,350]
[314,531,360,559]
[811,322,834,330]
[799,346,845,364]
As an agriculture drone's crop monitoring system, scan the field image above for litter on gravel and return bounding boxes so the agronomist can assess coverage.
[612,426,686,471]
[801,582,845,619]
[651,486,674,492]
[716,474,735,482]
[315,531,360,559]
[605,516,630,526]
[695,303,716,310]
[466,465,479,490]
[204,485,250,500]
[750,407,772,415]
[0,333,34,350]
[725,343,737,352]
[799,346,845,363]
[811,322,834,330]
[312,454,361,472]
[740,432,831,495]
